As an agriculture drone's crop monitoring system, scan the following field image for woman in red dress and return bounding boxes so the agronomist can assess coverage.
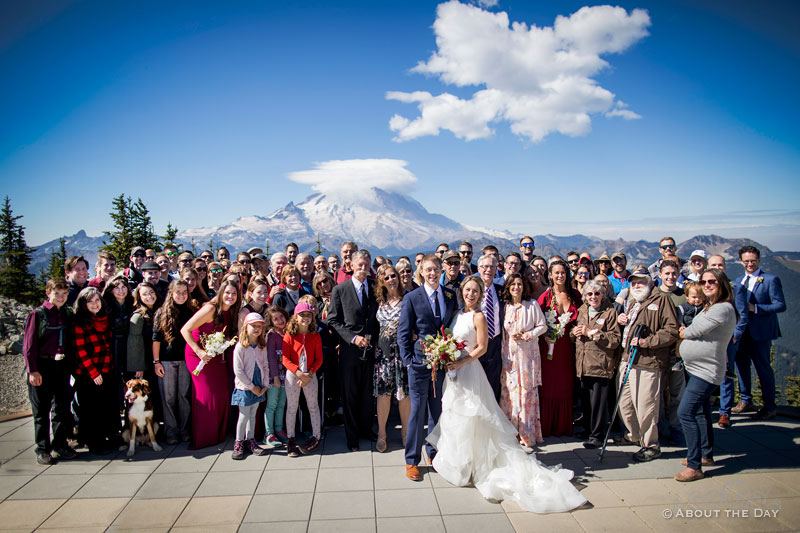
[537,260,581,437]
[181,280,241,449]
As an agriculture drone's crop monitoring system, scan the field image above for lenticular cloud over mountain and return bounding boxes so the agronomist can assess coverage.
[287,159,418,197]
[387,1,650,143]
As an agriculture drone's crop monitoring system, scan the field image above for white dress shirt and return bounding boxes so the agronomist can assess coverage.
[424,284,445,320]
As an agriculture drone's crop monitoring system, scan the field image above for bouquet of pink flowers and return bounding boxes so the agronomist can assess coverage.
[192,330,237,376]
[421,327,468,395]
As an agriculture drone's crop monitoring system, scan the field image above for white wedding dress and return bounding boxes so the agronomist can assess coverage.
[427,311,587,514]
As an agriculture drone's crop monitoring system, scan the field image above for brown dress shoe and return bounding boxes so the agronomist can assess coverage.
[718,414,731,429]
[681,457,715,467]
[731,401,754,414]
[406,464,422,481]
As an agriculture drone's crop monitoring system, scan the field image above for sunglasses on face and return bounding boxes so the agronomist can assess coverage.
[567,259,579,264]
[201,255,213,260]
[400,269,413,274]
[179,259,192,264]
[459,250,471,254]
[146,256,155,260]
[521,242,535,248]
[195,266,207,272]
[210,269,223,274]
[585,291,601,296]
[384,274,398,281]
[167,252,179,257]
[576,272,590,277]
[133,253,146,258]
[661,244,676,250]
[700,279,718,286]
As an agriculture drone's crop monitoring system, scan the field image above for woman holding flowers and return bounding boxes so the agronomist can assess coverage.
[537,260,580,437]
[427,275,586,514]
[181,280,241,449]
[501,274,548,446]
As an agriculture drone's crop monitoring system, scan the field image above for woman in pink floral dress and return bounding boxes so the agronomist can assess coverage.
[500,274,548,446]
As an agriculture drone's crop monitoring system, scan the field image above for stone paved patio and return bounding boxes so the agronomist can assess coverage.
[0,412,798,532]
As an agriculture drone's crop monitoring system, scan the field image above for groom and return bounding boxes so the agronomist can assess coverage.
[398,254,457,481]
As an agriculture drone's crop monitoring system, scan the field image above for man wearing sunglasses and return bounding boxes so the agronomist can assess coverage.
[458,241,478,273]
[648,237,686,284]
[519,236,535,265]
[565,251,581,276]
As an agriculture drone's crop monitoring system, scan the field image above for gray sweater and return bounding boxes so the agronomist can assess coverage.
[680,303,736,385]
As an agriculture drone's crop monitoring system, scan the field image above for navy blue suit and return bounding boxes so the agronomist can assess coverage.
[719,281,750,415]
[398,284,457,466]
[734,272,786,411]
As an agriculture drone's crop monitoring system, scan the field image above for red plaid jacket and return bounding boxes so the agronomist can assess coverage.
[73,315,113,379]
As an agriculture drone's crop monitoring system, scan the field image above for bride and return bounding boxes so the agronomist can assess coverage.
[427,275,587,514]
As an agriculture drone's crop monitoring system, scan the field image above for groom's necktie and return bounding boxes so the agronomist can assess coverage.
[486,287,495,338]
[433,290,442,326]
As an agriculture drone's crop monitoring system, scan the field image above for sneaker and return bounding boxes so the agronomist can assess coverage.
[583,438,602,449]
[671,359,685,372]
[287,438,300,458]
[53,446,77,460]
[299,436,320,455]
[276,430,289,443]
[263,434,282,448]
[248,439,268,456]
[633,447,661,462]
[731,401,755,414]
[754,407,777,421]
[232,440,245,460]
[36,451,53,465]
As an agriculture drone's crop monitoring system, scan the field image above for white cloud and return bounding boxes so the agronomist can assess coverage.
[387,1,650,142]
[287,159,418,196]
[475,0,498,7]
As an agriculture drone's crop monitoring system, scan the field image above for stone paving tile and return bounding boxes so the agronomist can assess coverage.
[0,454,51,476]
[99,457,164,475]
[320,449,373,468]
[373,466,432,490]
[239,521,308,533]
[0,441,32,462]
[701,499,792,532]
[572,480,626,508]
[171,525,239,532]
[0,474,33,501]
[0,498,64,530]
[0,424,34,443]
[256,468,318,494]
[443,512,515,531]
[739,450,799,471]
[40,456,110,475]
[374,488,439,518]
[507,510,584,532]
[316,466,373,492]
[722,472,800,500]
[152,452,217,473]
[173,495,251,527]
[311,490,375,520]
[209,450,269,472]
[105,527,169,533]
[195,470,262,497]
[133,472,205,499]
[8,473,89,500]
[266,451,321,470]
[307,518,376,532]
[371,448,406,467]
[572,505,650,532]
[73,473,149,498]
[604,478,684,506]
[772,496,800,530]
[243,493,313,523]
[765,472,800,495]
[669,476,750,504]
[40,497,129,528]
[632,503,725,533]
[377,515,445,532]
[112,497,189,528]
[434,486,504,515]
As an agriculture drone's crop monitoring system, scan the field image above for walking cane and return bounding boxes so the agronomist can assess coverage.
[599,324,645,462]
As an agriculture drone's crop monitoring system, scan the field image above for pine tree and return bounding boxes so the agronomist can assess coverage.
[0,197,37,304]
[162,222,179,249]
[784,376,800,407]
[101,194,135,262]
[131,198,158,251]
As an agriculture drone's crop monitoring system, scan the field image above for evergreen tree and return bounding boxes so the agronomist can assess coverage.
[101,194,135,262]
[784,376,800,408]
[162,222,179,248]
[131,198,158,251]
[0,197,37,304]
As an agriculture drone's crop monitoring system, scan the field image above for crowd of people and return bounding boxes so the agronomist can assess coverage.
[23,235,786,499]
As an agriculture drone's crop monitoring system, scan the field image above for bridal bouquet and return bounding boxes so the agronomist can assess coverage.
[543,309,571,360]
[422,327,468,393]
[192,330,237,376]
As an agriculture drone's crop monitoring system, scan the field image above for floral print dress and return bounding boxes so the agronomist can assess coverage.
[374,301,409,400]
[500,300,548,446]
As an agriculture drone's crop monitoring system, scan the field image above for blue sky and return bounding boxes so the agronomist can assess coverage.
[2,0,799,250]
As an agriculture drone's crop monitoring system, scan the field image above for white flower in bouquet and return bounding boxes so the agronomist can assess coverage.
[544,310,571,360]
[422,328,468,393]
[192,330,237,376]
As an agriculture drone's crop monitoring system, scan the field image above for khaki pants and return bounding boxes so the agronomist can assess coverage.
[618,366,663,449]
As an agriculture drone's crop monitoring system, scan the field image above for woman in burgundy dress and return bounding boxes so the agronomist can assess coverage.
[537,260,581,437]
[181,280,241,449]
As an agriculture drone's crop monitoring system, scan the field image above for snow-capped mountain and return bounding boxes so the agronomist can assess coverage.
[179,188,515,255]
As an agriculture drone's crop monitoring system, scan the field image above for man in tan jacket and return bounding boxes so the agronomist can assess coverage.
[616,267,679,461]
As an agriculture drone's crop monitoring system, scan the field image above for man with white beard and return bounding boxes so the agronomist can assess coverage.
[616,267,679,462]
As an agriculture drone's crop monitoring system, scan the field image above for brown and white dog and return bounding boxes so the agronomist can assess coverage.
[120,378,162,457]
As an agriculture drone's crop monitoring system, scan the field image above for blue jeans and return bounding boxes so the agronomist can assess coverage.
[735,330,776,411]
[718,340,739,415]
[677,373,716,470]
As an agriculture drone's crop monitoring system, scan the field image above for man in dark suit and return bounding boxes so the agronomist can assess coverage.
[398,254,457,481]
[731,246,786,420]
[327,249,379,450]
[477,253,505,402]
